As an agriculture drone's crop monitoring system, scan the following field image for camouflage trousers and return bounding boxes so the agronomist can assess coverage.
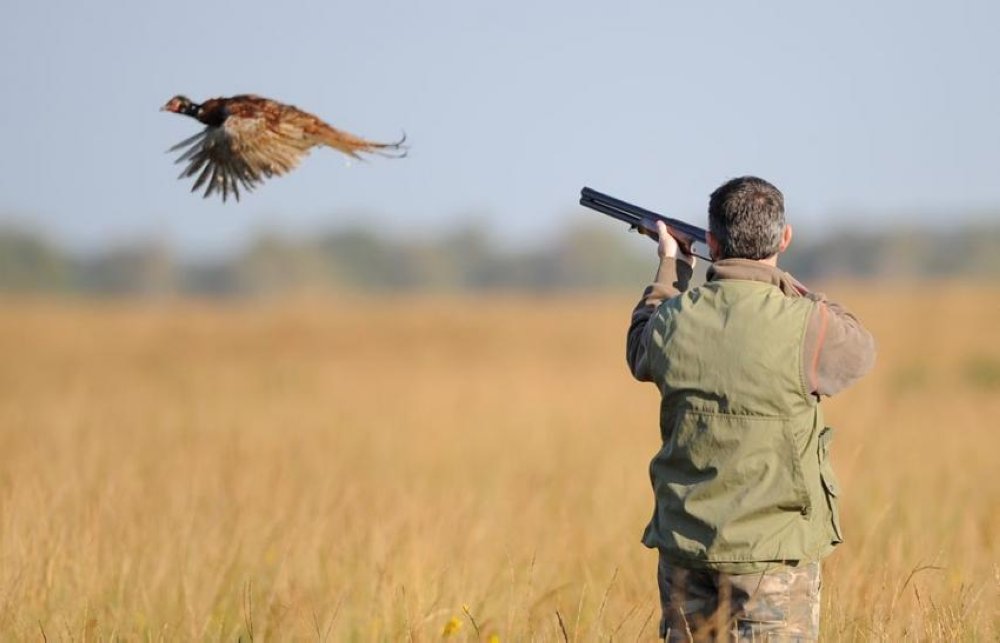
[657,552,821,642]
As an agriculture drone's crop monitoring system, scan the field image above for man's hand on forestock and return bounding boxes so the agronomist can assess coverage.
[655,221,696,268]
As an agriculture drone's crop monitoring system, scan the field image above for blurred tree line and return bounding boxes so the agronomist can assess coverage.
[0,218,997,297]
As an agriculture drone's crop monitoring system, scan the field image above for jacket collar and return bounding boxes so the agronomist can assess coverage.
[707,258,803,297]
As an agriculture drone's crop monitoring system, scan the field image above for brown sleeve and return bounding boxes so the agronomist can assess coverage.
[801,292,877,396]
[625,258,694,382]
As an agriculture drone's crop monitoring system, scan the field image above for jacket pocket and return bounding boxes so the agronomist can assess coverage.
[818,426,843,543]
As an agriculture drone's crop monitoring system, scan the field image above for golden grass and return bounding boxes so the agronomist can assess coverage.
[0,285,997,640]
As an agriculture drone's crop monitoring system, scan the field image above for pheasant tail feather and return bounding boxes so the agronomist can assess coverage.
[319,127,407,160]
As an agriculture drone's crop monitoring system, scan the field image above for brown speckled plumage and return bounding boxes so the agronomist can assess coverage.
[161,94,406,202]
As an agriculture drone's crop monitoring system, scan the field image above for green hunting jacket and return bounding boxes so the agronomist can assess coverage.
[626,258,875,573]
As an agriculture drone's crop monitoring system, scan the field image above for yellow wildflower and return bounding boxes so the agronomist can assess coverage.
[442,616,462,637]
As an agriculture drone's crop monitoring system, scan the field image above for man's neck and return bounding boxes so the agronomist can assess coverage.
[714,255,779,267]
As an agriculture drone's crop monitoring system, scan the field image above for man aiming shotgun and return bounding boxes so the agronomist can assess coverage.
[588,177,875,640]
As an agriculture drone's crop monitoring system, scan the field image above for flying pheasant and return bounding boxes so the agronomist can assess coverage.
[161,94,407,202]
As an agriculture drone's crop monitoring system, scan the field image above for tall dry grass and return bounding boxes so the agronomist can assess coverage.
[0,285,997,640]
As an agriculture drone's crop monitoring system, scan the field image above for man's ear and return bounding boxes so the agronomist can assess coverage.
[778,224,793,253]
[705,231,719,261]
[706,231,721,261]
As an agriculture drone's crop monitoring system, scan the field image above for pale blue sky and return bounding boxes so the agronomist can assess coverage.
[1,0,998,256]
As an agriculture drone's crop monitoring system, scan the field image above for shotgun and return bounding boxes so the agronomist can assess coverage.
[579,187,711,261]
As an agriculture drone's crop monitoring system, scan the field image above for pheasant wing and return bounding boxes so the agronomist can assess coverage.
[172,126,260,202]
[228,116,314,180]
[170,114,312,202]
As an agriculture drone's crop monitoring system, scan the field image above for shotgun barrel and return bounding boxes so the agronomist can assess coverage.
[579,187,711,261]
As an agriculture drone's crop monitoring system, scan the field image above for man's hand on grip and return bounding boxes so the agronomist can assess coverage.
[655,221,696,267]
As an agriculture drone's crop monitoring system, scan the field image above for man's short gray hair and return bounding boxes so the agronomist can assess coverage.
[708,176,785,260]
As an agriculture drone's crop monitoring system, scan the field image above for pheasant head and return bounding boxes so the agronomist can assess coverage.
[160,95,200,118]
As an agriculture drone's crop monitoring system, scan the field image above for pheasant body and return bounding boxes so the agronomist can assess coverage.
[161,94,406,202]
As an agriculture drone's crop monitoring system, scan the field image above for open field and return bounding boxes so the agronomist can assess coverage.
[0,285,997,640]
